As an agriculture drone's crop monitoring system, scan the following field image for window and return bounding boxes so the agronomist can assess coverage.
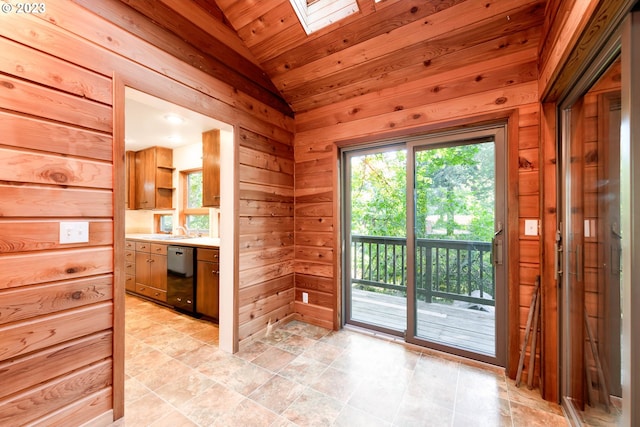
[181,169,209,234]
[155,214,173,233]
[290,0,359,34]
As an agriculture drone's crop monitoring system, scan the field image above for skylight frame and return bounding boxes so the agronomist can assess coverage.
[290,0,360,34]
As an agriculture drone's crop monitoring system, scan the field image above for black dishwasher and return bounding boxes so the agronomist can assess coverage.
[167,246,196,315]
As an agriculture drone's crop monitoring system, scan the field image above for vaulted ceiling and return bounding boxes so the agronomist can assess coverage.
[101,0,546,116]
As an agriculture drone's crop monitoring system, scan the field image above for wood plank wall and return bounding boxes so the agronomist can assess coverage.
[237,127,296,343]
[0,35,115,426]
[0,1,293,424]
[293,12,544,378]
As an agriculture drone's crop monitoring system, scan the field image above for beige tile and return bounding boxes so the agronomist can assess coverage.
[178,382,245,426]
[309,366,362,402]
[280,320,331,340]
[453,410,513,427]
[261,329,292,346]
[125,392,175,426]
[302,340,344,365]
[281,388,343,426]
[510,401,569,427]
[252,346,298,372]
[154,370,215,407]
[126,348,174,378]
[393,397,454,426]
[278,354,328,385]
[212,398,278,427]
[506,380,565,416]
[220,362,274,396]
[124,376,151,402]
[149,410,198,427]
[334,405,391,427]
[195,351,247,380]
[190,324,220,345]
[174,343,219,369]
[159,334,209,359]
[249,374,306,415]
[235,340,270,362]
[348,378,405,423]
[135,358,194,391]
[275,333,317,354]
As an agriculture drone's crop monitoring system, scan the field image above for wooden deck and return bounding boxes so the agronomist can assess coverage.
[350,288,495,356]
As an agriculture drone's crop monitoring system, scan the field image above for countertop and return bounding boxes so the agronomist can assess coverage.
[125,234,220,248]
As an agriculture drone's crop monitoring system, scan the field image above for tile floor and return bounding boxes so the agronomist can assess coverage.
[115,294,569,426]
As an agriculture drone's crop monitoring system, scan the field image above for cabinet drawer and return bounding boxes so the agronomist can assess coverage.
[125,240,135,250]
[124,250,135,263]
[197,248,219,262]
[135,284,167,302]
[150,243,167,255]
[135,242,151,252]
[125,274,135,291]
[124,261,135,275]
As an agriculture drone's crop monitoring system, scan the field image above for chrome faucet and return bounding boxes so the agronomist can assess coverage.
[176,225,192,237]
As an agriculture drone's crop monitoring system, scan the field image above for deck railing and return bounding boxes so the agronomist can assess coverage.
[351,235,494,307]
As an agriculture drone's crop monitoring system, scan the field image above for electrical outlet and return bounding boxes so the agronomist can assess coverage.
[59,221,89,244]
[302,292,309,304]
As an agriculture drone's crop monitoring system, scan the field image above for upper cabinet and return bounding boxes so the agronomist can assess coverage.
[202,130,220,208]
[134,146,174,209]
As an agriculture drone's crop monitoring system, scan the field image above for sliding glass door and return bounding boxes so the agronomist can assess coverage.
[343,126,507,365]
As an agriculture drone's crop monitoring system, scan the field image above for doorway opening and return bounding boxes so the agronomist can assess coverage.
[342,125,507,365]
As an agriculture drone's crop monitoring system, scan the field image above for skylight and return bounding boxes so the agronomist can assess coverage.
[290,0,359,34]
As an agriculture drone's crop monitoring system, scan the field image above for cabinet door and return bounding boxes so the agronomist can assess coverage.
[135,148,155,209]
[202,129,220,207]
[135,252,150,285]
[197,260,219,318]
[149,253,167,291]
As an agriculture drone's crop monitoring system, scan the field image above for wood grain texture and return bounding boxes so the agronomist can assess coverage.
[0,302,113,360]
[0,220,112,253]
[0,111,112,161]
[0,331,112,399]
[0,148,112,188]
[0,247,113,290]
[238,127,295,343]
[0,275,113,325]
[0,359,112,426]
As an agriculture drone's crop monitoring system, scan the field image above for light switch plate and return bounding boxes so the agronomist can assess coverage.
[524,219,538,236]
[60,221,89,244]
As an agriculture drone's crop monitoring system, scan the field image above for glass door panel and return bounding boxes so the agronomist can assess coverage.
[562,57,622,424]
[411,141,498,358]
[344,147,407,334]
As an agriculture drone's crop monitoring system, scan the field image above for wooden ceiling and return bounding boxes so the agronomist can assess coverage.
[107,0,546,116]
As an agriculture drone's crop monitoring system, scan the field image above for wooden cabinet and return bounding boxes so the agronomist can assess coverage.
[134,146,174,209]
[196,248,219,318]
[202,130,220,207]
[124,240,136,291]
[125,151,136,209]
[133,242,167,302]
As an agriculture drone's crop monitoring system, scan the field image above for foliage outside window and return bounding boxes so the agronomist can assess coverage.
[157,214,173,233]
[181,170,209,234]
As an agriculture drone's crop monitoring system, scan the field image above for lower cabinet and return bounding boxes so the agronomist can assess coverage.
[132,241,167,302]
[196,248,219,319]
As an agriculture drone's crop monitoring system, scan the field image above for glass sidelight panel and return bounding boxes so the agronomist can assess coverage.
[409,134,504,362]
[561,57,623,424]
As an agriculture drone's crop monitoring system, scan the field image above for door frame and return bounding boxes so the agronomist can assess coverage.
[405,124,508,367]
[340,123,509,367]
